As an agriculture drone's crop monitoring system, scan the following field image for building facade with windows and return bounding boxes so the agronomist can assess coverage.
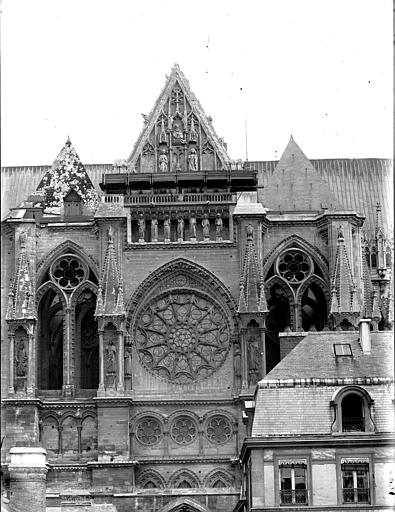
[0,64,393,512]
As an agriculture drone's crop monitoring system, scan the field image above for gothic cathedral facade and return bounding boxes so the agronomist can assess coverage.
[1,65,393,512]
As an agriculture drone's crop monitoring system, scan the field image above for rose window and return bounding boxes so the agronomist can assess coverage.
[133,292,230,383]
[136,417,162,445]
[50,255,87,290]
[206,415,232,444]
[276,250,312,283]
[170,416,197,445]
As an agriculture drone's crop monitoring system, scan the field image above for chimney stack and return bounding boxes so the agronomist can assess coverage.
[359,318,371,354]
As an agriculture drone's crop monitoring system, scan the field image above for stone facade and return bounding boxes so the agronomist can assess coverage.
[1,64,393,512]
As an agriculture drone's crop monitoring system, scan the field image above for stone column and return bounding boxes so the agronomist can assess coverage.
[240,328,248,390]
[8,332,15,395]
[27,328,35,396]
[98,330,105,395]
[259,326,266,378]
[117,330,125,392]
[8,447,48,512]
[62,306,74,397]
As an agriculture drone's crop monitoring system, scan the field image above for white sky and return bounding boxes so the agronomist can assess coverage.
[1,0,392,166]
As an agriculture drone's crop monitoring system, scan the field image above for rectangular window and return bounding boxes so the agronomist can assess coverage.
[333,343,353,356]
[341,463,370,503]
[279,463,307,505]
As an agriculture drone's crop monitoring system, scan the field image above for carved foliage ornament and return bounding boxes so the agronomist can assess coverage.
[134,291,230,384]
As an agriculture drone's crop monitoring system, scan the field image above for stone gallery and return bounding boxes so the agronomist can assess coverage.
[1,64,393,511]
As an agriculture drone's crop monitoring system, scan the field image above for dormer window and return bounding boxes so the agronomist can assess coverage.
[333,343,352,356]
[63,189,82,217]
[330,386,375,434]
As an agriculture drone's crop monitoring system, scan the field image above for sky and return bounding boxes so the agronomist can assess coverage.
[1,0,393,166]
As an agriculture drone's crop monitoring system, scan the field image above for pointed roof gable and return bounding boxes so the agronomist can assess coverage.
[262,136,340,211]
[95,228,125,317]
[6,232,36,321]
[330,227,360,317]
[127,64,231,173]
[36,138,98,214]
[238,225,268,313]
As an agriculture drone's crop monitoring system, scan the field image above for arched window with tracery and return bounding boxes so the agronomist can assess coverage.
[36,248,98,394]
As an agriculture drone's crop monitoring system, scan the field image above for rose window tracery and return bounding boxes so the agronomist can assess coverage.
[170,416,197,445]
[136,417,162,445]
[276,250,312,283]
[133,291,230,383]
[206,415,232,444]
[50,255,87,290]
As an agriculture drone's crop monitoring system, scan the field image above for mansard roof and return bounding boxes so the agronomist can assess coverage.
[261,331,394,382]
[127,63,231,172]
[35,138,98,214]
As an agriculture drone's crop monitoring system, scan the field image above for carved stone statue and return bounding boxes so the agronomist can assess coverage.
[188,148,198,171]
[215,213,223,240]
[173,123,184,140]
[233,343,242,391]
[138,214,145,241]
[164,215,171,242]
[202,214,210,239]
[151,217,158,242]
[159,150,168,173]
[16,338,28,377]
[338,225,344,239]
[177,217,184,241]
[105,339,117,374]
[124,346,132,376]
[189,215,197,240]
[247,336,260,386]
[246,224,254,239]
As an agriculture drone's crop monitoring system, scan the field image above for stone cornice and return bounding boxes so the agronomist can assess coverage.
[2,398,42,408]
[93,397,133,406]
[259,377,394,388]
[136,455,235,465]
[240,433,395,461]
[125,241,236,251]
[132,398,235,407]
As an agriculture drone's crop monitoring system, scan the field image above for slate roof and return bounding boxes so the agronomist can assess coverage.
[262,331,394,381]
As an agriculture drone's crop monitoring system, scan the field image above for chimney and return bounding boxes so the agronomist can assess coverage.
[359,318,371,354]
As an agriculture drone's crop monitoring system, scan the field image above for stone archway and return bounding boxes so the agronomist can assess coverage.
[160,497,210,512]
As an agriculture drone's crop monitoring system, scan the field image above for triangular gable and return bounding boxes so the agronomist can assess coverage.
[127,63,230,173]
[36,138,98,214]
[262,136,340,211]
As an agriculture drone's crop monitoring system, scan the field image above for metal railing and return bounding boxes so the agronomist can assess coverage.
[342,416,365,432]
[280,489,307,505]
[343,488,370,503]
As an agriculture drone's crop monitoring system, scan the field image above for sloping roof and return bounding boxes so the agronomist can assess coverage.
[246,157,392,234]
[262,331,394,381]
[261,136,340,212]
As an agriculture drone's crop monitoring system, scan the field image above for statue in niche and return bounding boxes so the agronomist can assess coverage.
[159,150,168,173]
[338,225,344,238]
[215,213,223,240]
[177,217,184,241]
[233,343,242,390]
[164,215,171,241]
[188,148,198,171]
[173,123,185,143]
[124,345,132,376]
[16,338,28,377]
[247,336,261,386]
[151,216,158,242]
[246,224,254,239]
[189,214,197,239]
[202,214,210,239]
[138,214,145,241]
[105,338,117,375]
